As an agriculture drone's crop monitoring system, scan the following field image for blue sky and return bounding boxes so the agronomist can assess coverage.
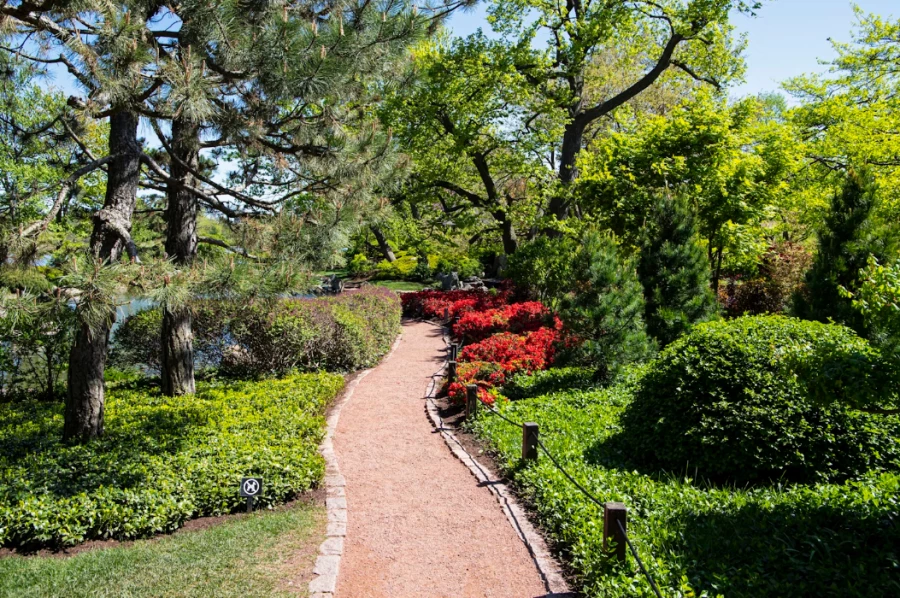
[447,0,899,97]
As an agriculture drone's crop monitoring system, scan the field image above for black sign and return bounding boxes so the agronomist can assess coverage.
[240,477,263,497]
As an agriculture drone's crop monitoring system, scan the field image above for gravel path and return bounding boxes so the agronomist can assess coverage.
[333,320,550,598]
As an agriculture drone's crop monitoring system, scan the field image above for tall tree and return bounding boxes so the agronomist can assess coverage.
[637,194,717,346]
[487,0,753,221]
[794,169,891,334]
[383,34,560,254]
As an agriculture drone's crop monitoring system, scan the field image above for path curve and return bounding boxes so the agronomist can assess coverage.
[333,320,550,598]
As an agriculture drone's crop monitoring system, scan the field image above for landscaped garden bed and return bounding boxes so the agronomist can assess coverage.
[404,286,900,597]
[0,373,344,548]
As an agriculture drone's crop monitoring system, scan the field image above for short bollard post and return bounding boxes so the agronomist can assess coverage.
[443,307,449,321]
[465,384,479,419]
[603,502,627,563]
[448,360,457,383]
[522,422,539,461]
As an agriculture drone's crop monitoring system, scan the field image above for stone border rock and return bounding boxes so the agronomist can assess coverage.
[309,335,404,598]
[423,324,573,597]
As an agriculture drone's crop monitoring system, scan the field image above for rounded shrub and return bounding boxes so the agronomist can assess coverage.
[620,316,900,484]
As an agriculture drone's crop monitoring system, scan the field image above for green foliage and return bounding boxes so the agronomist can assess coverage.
[578,92,804,287]
[375,254,418,280]
[638,196,718,346]
[0,293,75,401]
[473,380,900,598]
[0,373,344,548]
[435,254,481,279]
[786,8,900,209]
[501,367,599,401]
[505,236,577,308]
[620,316,900,484]
[794,170,889,334]
[560,233,653,379]
[111,288,401,377]
[347,253,371,277]
[0,501,324,598]
[849,255,900,358]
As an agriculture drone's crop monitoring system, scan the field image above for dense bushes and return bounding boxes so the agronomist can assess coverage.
[621,316,900,484]
[0,373,344,548]
[112,287,401,377]
[401,287,512,319]
[473,383,900,598]
[638,195,718,346]
[560,233,654,379]
[452,301,552,342]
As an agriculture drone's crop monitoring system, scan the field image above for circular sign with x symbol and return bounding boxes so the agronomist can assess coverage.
[242,478,261,496]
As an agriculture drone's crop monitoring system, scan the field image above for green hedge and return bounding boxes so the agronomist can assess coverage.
[621,316,900,484]
[0,373,344,549]
[112,287,401,377]
[474,381,900,597]
[502,367,600,400]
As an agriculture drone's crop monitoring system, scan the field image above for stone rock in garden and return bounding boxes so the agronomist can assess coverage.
[330,276,344,294]
[439,272,460,291]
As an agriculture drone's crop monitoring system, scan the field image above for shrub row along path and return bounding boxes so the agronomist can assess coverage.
[333,320,549,597]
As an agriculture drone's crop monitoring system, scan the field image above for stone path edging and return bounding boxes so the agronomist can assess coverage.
[309,334,404,598]
[423,324,572,596]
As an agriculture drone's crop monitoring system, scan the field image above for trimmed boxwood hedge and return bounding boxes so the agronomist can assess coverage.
[620,316,900,484]
[474,380,900,597]
[0,373,344,549]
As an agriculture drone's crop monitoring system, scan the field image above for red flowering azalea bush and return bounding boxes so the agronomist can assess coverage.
[452,301,551,342]
[401,287,514,319]
[446,326,562,404]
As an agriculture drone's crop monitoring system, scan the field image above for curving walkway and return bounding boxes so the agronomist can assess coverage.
[331,320,551,598]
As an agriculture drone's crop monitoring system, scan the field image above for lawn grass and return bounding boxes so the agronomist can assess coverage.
[0,501,324,598]
[370,280,428,291]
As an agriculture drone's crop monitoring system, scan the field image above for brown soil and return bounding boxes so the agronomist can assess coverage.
[334,320,550,598]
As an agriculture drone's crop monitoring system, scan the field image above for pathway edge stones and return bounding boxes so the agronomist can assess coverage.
[423,323,572,596]
[309,334,404,598]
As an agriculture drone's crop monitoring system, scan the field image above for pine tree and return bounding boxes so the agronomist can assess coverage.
[560,232,653,380]
[638,195,718,347]
[794,169,887,334]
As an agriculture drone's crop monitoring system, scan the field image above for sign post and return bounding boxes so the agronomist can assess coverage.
[240,477,263,513]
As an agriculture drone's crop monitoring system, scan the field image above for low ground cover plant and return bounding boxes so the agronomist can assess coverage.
[113,287,401,377]
[0,373,344,549]
[473,377,900,597]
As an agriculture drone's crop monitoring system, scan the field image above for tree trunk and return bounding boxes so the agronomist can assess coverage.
[497,212,518,255]
[370,225,395,262]
[547,119,586,224]
[161,116,199,396]
[64,110,141,442]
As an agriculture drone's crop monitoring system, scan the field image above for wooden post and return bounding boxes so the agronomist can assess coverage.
[450,343,459,361]
[522,422,539,461]
[443,307,449,321]
[465,384,478,419]
[448,361,457,383]
[603,502,627,563]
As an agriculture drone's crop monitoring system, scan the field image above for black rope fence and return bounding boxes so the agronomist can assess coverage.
[439,331,664,598]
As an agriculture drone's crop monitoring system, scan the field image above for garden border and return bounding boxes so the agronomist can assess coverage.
[423,322,572,597]
[308,333,404,598]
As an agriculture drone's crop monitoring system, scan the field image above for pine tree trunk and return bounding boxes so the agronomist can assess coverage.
[161,117,199,396]
[64,110,141,442]
[370,225,396,262]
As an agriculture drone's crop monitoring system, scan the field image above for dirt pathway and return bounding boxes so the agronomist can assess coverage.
[333,320,550,598]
